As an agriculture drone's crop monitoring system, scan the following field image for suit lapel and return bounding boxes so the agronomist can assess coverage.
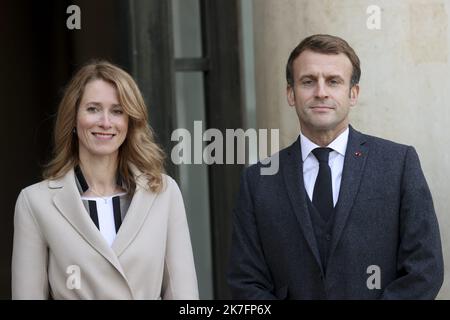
[282,137,324,274]
[50,169,127,278]
[327,126,369,264]
[111,168,157,256]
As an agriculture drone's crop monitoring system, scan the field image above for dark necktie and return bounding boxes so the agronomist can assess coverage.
[312,147,333,221]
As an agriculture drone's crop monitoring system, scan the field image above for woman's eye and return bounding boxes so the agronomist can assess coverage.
[87,106,98,112]
[113,109,123,115]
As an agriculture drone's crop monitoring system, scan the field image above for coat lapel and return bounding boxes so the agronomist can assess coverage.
[282,137,324,274]
[327,126,369,264]
[111,165,157,257]
[50,169,128,279]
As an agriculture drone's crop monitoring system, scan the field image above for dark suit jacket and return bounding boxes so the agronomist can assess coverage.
[227,126,444,299]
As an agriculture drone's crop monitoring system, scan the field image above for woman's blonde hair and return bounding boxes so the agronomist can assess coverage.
[43,60,165,193]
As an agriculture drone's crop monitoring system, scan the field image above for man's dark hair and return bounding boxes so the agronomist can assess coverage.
[286,34,361,87]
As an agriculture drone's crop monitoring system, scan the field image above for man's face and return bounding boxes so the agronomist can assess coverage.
[287,50,359,136]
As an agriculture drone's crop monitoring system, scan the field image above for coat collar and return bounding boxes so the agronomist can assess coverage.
[282,135,324,274]
[48,164,158,286]
[111,164,158,256]
[327,126,368,267]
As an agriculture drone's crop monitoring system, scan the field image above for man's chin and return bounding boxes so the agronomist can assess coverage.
[310,121,336,131]
[304,119,348,133]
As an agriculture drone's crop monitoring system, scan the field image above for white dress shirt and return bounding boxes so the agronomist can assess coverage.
[301,127,349,207]
[81,193,126,247]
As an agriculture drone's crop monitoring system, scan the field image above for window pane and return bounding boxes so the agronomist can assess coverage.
[174,72,213,299]
[172,0,203,58]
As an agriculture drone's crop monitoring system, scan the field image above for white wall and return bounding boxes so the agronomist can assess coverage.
[252,0,450,299]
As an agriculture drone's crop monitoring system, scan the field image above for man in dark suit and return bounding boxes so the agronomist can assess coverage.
[227,34,444,299]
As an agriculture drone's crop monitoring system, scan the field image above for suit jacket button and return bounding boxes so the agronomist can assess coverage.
[325,234,331,241]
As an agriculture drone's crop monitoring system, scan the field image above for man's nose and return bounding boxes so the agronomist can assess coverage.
[315,80,329,99]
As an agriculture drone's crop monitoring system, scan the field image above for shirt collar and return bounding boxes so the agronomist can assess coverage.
[300,127,349,161]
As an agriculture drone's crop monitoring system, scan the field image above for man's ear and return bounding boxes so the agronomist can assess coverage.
[349,84,359,106]
[287,84,295,106]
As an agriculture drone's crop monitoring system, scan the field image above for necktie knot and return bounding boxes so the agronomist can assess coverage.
[312,147,332,163]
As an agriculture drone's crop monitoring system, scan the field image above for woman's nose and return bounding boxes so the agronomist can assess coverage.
[98,111,112,128]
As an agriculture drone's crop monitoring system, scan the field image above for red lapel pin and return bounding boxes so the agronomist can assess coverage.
[354,151,362,157]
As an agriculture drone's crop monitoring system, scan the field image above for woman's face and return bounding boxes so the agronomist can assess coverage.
[76,79,129,159]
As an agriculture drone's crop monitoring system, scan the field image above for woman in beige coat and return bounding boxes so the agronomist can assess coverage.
[12,61,198,299]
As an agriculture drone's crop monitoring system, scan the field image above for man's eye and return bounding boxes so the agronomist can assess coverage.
[302,80,313,86]
[329,79,340,86]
